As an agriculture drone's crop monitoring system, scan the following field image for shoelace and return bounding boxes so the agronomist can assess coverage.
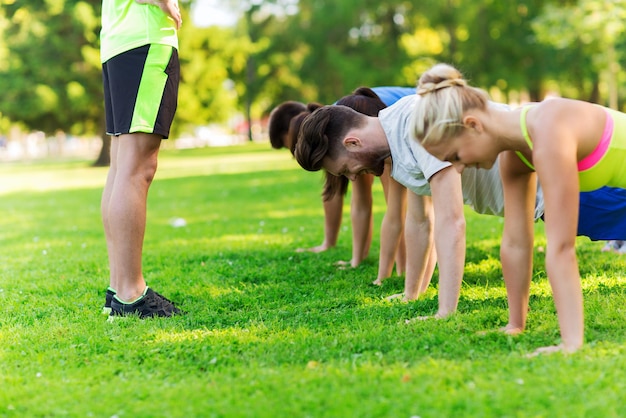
[153,291,176,305]
[145,292,179,315]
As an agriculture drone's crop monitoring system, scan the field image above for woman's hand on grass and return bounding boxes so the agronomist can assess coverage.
[334,259,361,269]
[527,343,580,357]
[475,324,523,337]
[501,324,524,335]
[384,292,405,301]
[405,311,449,324]
[296,243,330,253]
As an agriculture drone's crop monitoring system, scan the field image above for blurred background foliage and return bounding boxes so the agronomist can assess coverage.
[1,0,626,163]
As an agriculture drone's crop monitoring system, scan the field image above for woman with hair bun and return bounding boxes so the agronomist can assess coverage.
[412,63,626,354]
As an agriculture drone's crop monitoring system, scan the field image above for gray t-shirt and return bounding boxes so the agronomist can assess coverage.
[379,95,544,219]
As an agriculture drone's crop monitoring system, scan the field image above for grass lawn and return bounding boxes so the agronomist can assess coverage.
[0,142,624,417]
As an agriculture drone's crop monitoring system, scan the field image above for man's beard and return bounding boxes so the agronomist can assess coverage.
[360,151,386,176]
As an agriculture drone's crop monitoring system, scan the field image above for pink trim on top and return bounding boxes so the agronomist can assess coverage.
[578,109,613,171]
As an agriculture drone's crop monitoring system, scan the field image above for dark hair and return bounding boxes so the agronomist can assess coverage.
[295,105,365,172]
[280,88,387,200]
[322,171,349,201]
[268,101,306,149]
[320,87,387,199]
[270,102,346,201]
[286,103,322,155]
[336,87,386,116]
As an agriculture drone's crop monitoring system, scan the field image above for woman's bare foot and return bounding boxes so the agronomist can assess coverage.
[501,324,524,335]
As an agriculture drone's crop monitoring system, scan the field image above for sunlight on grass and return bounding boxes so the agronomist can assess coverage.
[266,207,332,221]
[528,279,554,298]
[156,151,299,180]
[581,342,626,357]
[462,283,508,301]
[465,256,501,278]
[2,144,626,417]
[582,274,626,292]
[152,327,262,344]
[0,145,296,196]
[469,238,501,250]
[203,284,245,298]
[0,165,108,195]
[215,233,293,246]
[151,323,313,345]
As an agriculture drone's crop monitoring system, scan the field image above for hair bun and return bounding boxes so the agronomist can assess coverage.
[417,63,466,96]
[417,78,466,96]
[307,102,323,111]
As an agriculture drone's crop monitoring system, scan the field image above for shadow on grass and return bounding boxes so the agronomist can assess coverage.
[2,162,625,369]
[135,242,626,365]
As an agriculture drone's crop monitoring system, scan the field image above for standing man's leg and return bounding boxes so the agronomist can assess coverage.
[103,133,161,301]
[101,43,180,317]
[101,138,118,314]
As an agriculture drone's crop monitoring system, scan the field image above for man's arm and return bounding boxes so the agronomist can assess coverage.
[402,191,436,299]
[375,176,407,284]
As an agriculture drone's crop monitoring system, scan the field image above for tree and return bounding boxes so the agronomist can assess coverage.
[225,0,307,140]
[533,0,626,107]
[173,8,243,136]
[0,0,107,163]
[397,0,569,102]
[3,0,626,161]
[0,0,248,164]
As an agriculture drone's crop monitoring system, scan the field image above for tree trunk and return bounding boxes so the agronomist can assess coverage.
[588,76,600,105]
[93,130,111,167]
[246,55,254,142]
[245,8,255,142]
[607,43,619,110]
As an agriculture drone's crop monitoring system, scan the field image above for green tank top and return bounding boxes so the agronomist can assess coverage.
[100,0,178,63]
[517,105,626,192]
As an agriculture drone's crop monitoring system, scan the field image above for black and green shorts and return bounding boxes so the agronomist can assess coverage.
[102,44,179,139]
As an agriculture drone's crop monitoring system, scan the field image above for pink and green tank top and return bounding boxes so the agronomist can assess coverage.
[517,105,626,192]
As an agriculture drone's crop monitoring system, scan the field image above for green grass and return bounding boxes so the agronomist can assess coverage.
[0,142,625,417]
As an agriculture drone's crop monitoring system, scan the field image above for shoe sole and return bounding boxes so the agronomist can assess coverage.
[107,310,178,321]
[107,314,136,323]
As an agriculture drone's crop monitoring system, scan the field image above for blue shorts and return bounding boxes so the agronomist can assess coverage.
[578,187,626,240]
[102,44,179,139]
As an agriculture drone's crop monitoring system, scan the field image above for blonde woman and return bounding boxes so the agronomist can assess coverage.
[411,63,626,354]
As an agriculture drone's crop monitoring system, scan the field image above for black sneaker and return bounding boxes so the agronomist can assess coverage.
[109,287,181,318]
[102,288,116,315]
